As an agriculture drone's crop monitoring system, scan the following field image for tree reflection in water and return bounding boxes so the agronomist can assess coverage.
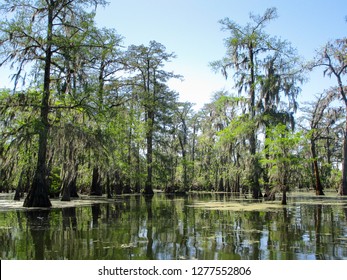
[1,193,346,259]
[25,210,50,260]
[144,195,153,259]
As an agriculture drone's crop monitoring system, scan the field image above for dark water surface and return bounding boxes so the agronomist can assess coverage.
[0,192,346,260]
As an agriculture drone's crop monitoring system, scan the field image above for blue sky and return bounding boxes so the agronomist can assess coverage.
[95,0,347,109]
[1,0,346,110]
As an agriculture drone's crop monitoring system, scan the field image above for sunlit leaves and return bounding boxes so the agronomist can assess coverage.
[261,124,303,190]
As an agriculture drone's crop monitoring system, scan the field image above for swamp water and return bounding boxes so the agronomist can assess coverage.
[0,192,346,260]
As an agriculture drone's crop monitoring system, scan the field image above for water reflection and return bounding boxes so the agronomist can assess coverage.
[0,193,346,260]
[145,195,153,259]
[314,205,323,259]
[25,210,50,260]
[91,204,101,228]
[62,207,77,230]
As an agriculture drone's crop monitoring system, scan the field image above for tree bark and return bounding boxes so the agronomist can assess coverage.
[114,171,122,195]
[14,169,25,201]
[106,173,112,199]
[218,177,224,192]
[60,169,72,201]
[134,145,141,193]
[61,139,77,201]
[69,165,79,198]
[23,4,53,208]
[124,124,133,194]
[281,188,287,205]
[248,45,261,199]
[311,139,324,195]
[178,132,188,192]
[263,131,271,198]
[90,167,102,196]
[339,112,347,195]
[337,75,347,195]
[144,110,154,195]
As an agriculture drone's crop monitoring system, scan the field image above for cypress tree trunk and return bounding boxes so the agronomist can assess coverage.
[134,144,141,193]
[60,169,72,201]
[23,5,53,208]
[14,169,25,201]
[144,110,154,195]
[90,167,102,196]
[311,139,324,195]
[114,171,123,195]
[123,123,133,194]
[218,177,224,192]
[339,114,347,195]
[249,45,261,199]
[281,172,288,205]
[263,132,271,198]
[281,188,287,205]
[106,174,112,199]
[61,140,76,201]
[69,164,79,198]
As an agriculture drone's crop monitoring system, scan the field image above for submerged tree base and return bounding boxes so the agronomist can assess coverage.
[23,194,52,208]
[143,183,154,196]
[338,183,347,196]
[316,190,325,196]
[23,176,52,208]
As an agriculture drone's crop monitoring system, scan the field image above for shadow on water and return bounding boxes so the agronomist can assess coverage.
[0,192,346,260]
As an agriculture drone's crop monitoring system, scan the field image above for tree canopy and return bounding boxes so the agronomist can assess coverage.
[0,3,346,208]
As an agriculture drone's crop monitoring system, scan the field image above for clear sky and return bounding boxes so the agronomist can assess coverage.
[94,0,347,109]
[1,0,346,110]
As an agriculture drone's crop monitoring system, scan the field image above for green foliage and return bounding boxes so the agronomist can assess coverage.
[329,168,342,191]
[48,167,62,197]
[0,3,344,204]
[261,124,303,192]
[217,113,254,143]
